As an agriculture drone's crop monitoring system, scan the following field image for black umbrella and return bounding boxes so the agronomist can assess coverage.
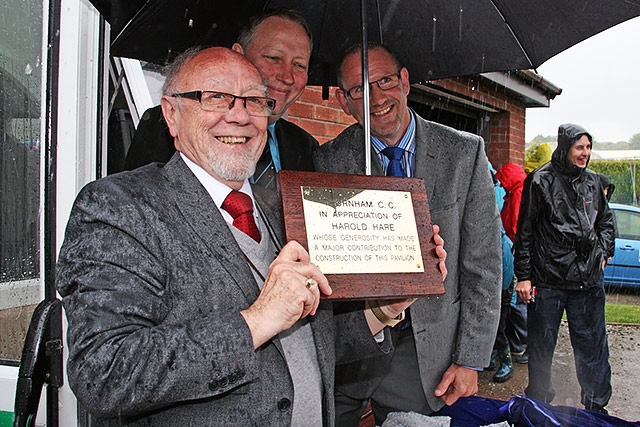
[93,0,640,86]
[92,0,640,174]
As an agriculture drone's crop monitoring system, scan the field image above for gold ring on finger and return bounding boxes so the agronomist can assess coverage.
[305,278,315,289]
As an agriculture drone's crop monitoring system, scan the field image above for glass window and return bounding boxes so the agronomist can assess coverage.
[614,209,640,240]
[0,0,43,362]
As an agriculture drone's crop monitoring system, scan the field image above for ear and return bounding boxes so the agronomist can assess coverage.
[232,43,245,55]
[161,96,180,138]
[335,88,352,116]
[400,67,410,96]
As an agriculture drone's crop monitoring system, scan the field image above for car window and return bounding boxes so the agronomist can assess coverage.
[613,209,640,240]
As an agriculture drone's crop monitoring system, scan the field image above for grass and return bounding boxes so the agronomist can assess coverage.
[605,303,640,324]
[561,303,640,324]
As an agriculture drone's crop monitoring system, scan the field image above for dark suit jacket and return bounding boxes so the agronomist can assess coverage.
[314,117,502,412]
[124,105,318,172]
[56,153,335,426]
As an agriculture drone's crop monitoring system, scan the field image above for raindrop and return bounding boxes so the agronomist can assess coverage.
[188,19,194,28]
[458,7,463,41]
[431,16,437,52]
[25,64,33,75]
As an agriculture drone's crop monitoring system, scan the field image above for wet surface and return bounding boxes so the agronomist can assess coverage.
[477,290,640,422]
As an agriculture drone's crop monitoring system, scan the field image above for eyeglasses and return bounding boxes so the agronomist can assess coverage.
[170,91,276,117]
[342,72,402,100]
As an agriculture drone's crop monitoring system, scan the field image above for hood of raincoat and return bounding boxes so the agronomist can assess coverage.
[597,173,616,202]
[495,163,526,194]
[551,123,592,176]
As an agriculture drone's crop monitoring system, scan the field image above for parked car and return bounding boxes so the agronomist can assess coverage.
[604,203,640,289]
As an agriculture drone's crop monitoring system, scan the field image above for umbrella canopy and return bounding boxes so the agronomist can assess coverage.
[92,0,640,86]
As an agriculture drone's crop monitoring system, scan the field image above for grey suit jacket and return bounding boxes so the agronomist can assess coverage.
[314,116,501,412]
[56,154,335,426]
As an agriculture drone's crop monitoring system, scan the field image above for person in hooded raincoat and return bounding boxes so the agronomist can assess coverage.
[496,163,527,243]
[495,162,529,363]
[514,123,615,414]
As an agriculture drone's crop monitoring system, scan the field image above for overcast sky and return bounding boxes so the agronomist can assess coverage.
[525,16,640,144]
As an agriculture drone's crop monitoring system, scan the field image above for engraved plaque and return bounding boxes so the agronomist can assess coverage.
[278,170,444,300]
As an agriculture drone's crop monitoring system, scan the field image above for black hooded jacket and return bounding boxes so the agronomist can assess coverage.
[514,123,615,290]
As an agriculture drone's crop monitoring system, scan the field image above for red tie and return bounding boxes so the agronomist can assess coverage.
[222,190,261,243]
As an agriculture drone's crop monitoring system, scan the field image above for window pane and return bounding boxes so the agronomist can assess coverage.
[615,210,640,240]
[0,0,42,362]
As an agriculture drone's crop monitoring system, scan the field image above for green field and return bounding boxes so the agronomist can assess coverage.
[560,303,640,324]
[605,303,640,324]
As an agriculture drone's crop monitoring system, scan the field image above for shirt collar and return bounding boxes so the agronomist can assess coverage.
[371,108,417,154]
[179,152,254,209]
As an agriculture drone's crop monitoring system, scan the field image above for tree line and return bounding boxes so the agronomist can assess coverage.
[529,133,640,150]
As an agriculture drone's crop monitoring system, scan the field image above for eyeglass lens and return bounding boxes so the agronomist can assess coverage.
[202,92,272,116]
[347,73,400,100]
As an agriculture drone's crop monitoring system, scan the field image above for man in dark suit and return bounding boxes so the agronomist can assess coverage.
[124,9,318,188]
[314,43,502,426]
[57,47,334,426]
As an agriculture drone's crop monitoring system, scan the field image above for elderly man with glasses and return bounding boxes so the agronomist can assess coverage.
[314,42,502,426]
[57,46,339,427]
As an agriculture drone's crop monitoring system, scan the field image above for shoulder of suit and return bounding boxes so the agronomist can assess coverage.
[317,123,362,152]
[277,119,318,145]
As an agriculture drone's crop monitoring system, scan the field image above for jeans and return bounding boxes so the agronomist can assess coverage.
[493,285,514,351]
[525,280,612,409]
[506,294,528,354]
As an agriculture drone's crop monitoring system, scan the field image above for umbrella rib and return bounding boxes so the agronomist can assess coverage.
[111,0,154,47]
[488,0,535,69]
[375,0,383,44]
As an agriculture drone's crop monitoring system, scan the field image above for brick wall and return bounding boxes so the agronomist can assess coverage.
[287,86,355,145]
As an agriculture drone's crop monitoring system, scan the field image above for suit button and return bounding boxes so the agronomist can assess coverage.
[229,372,238,384]
[219,377,228,387]
[208,380,219,391]
[277,398,291,411]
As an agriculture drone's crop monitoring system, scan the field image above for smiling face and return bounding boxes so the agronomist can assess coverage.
[336,46,412,146]
[234,16,311,122]
[567,134,592,168]
[161,47,268,190]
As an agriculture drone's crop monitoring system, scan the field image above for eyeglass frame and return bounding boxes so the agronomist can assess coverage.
[340,72,402,100]
[170,90,276,117]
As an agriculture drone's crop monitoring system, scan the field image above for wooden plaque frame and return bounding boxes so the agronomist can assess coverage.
[277,170,444,300]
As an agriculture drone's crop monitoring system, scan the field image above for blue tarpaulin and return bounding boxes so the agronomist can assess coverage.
[431,395,640,427]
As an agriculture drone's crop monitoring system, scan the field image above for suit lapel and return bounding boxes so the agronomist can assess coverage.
[162,155,261,303]
[413,119,437,200]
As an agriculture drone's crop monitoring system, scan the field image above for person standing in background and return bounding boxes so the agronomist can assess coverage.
[514,123,615,414]
[495,162,528,364]
[124,8,318,187]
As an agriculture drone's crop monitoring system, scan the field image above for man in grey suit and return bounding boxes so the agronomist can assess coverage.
[57,47,335,426]
[314,43,502,425]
